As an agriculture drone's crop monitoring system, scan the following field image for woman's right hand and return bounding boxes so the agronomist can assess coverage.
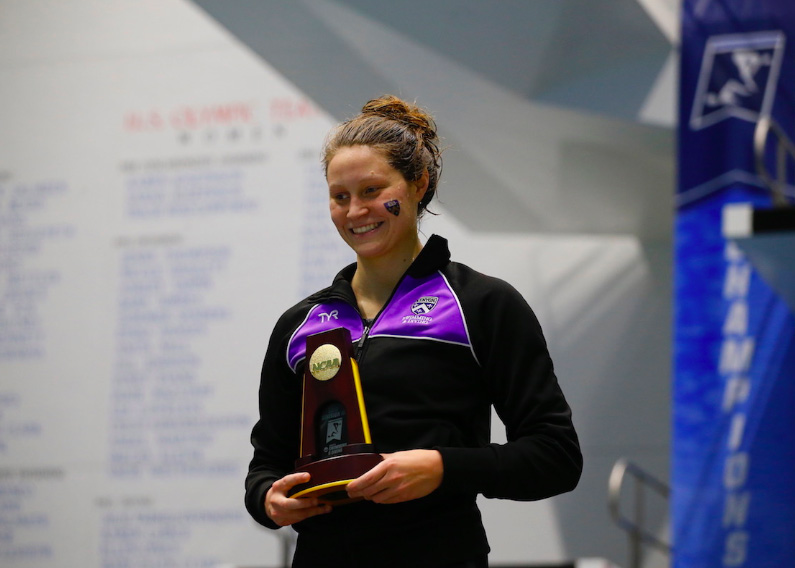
[265,472,332,526]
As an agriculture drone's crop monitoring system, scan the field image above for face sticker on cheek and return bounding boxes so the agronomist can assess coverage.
[384,200,401,216]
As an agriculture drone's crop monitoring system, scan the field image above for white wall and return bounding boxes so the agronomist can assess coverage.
[0,1,672,566]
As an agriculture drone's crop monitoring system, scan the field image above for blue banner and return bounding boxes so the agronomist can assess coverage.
[675,2,795,567]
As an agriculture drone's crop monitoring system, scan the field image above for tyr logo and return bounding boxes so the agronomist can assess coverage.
[318,310,339,322]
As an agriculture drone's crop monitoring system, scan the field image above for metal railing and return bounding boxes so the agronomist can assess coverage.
[753,115,795,207]
[608,459,672,568]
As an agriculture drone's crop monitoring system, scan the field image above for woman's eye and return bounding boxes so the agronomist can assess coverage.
[364,186,378,195]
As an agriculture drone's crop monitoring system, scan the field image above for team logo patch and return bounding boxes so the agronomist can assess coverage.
[690,31,785,130]
[411,296,438,315]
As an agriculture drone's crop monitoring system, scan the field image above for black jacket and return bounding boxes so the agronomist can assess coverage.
[245,235,581,567]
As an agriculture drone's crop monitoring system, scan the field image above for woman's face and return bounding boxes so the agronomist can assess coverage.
[327,145,427,261]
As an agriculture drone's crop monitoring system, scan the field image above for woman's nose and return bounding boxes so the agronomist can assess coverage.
[347,196,368,218]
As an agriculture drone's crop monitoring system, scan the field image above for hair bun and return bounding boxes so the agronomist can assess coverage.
[361,95,437,140]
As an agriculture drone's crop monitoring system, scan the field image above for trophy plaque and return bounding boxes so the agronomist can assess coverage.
[288,327,382,504]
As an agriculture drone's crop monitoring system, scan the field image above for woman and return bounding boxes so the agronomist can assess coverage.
[245,95,582,568]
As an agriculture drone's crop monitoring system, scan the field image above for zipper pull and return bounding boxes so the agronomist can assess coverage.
[356,325,370,358]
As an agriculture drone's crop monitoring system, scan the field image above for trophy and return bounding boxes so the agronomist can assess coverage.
[288,327,382,504]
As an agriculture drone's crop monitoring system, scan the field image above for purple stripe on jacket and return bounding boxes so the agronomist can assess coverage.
[370,272,470,347]
[287,301,363,372]
[286,271,473,372]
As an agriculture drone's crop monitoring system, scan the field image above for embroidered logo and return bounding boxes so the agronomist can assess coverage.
[411,296,438,315]
[318,310,339,322]
[690,31,785,130]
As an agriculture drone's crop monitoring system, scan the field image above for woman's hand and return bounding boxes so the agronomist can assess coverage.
[346,449,443,504]
[265,472,332,526]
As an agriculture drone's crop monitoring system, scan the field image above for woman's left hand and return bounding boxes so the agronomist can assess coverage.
[346,449,443,504]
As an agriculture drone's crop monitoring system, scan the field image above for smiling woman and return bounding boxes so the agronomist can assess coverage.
[326,145,428,306]
[322,97,442,318]
[245,95,583,568]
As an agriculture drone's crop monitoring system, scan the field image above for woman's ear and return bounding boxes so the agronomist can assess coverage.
[412,169,430,202]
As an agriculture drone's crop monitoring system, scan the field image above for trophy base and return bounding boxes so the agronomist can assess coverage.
[289,452,383,505]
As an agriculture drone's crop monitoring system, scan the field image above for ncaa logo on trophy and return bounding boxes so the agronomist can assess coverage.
[288,327,382,504]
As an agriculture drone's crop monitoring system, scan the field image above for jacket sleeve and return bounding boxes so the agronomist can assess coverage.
[437,272,582,501]
[244,312,304,529]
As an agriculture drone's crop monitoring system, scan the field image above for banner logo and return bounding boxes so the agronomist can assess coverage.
[690,31,785,130]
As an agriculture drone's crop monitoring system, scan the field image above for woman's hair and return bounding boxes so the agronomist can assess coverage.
[322,95,442,218]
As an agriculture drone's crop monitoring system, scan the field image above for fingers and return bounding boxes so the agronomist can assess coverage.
[347,459,410,503]
[265,473,333,527]
[346,450,443,505]
[267,450,445,521]
[273,471,311,494]
[345,461,386,496]
[346,461,389,501]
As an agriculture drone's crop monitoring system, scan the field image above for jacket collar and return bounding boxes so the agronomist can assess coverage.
[406,234,451,277]
[309,234,451,303]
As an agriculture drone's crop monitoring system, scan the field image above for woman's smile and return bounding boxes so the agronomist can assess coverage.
[350,222,383,235]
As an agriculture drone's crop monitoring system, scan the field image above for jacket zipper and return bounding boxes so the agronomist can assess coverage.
[355,324,370,360]
[326,268,413,364]
[353,277,402,363]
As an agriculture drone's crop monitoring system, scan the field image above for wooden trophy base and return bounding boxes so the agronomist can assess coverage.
[289,445,383,504]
